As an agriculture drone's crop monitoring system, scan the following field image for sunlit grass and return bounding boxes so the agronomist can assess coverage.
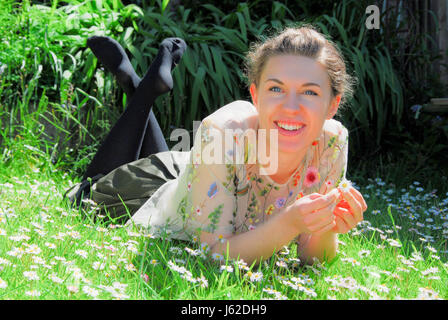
[1,0,447,300]
[0,137,447,300]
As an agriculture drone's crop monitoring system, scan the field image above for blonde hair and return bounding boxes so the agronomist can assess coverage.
[244,24,357,109]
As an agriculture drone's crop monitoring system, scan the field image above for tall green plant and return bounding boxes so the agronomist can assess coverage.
[313,0,404,149]
[0,0,417,178]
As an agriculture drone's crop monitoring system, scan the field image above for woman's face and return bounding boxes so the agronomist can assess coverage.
[250,54,341,155]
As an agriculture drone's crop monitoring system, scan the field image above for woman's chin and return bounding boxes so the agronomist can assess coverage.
[277,140,306,154]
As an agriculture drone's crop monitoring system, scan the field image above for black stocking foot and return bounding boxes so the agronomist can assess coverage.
[87,36,141,97]
[135,37,187,98]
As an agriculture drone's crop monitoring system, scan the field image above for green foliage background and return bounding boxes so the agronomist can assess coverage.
[1,0,447,192]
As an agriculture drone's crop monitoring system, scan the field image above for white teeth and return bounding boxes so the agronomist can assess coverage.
[276,122,304,131]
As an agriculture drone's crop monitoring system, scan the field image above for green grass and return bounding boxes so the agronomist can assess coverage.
[1,0,447,300]
[0,133,447,300]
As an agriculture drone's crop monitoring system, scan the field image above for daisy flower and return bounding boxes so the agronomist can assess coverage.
[82,286,100,298]
[0,278,7,289]
[200,242,210,253]
[125,264,137,272]
[249,271,263,282]
[23,271,39,281]
[67,285,79,294]
[212,253,224,262]
[417,288,442,300]
[24,244,42,255]
[358,249,371,258]
[92,261,105,270]
[25,290,41,297]
[276,260,288,268]
[197,276,208,288]
[421,267,439,276]
[216,234,226,243]
[220,265,234,273]
[386,239,402,248]
[75,249,88,259]
[338,178,352,192]
[49,274,64,284]
[236,259,250,271]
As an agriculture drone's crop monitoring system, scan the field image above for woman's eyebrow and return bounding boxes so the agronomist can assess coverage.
[265,78,321,87]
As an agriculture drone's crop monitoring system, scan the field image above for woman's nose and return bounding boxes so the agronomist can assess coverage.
[283,92,301,112]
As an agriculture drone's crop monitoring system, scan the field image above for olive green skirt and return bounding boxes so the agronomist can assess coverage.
[64,151,190,221]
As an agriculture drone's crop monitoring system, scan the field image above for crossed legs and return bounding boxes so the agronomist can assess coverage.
[82,36,187,181]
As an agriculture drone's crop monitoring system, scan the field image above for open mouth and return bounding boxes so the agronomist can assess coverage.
[273,120,306,136]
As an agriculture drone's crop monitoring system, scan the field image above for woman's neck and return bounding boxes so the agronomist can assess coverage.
[259,148,307,185]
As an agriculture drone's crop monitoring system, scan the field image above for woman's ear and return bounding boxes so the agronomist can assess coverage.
[249,82,258,108]
[326,95,341,119]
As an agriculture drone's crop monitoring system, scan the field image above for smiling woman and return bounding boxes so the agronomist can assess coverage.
[250,55,339,183]
[65,24,366,266]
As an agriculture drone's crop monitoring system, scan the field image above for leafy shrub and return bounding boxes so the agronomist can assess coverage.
[1,0,446,189]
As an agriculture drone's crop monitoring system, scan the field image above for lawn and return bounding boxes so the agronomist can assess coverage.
[0,0,447,300]
[1,132,447,300]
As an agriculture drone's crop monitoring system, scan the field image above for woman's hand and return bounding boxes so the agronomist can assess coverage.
[332,187,368,234]
[286,188,340,236]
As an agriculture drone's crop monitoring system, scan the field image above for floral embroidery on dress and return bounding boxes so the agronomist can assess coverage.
[303,166,320,189]
[275,197,286,209]
[292,171,301,187]
[207,182,218,199]
[174,115,348,242]
[265,204,275,216]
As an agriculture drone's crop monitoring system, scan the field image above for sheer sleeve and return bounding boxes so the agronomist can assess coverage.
[297,121,349,257]
[318,122,349,196]
[186,118,248,243]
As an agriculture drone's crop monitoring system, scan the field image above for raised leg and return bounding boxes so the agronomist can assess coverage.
[82,37,187,181]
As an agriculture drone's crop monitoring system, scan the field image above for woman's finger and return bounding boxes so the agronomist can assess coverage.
[334,206,357,228]
[304,201,337,227]
[314,219,337,236]
[308,211,336,233]
[339,188,363,222]
[302,189,339,214]
[332,215,350,234]
[338,199,364,222]
[349,187,368,212]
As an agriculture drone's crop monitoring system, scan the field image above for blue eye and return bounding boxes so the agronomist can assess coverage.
[305,90,317,96]
[269,86,282,93]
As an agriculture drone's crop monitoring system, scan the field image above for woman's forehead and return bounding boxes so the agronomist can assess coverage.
[260,55,330,89]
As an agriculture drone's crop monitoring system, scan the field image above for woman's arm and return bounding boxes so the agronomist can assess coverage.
[202,189,340,265]
[202,205,298,265]
[296,231,338,265]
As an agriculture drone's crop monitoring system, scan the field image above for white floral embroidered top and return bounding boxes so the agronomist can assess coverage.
[130,100,349,241]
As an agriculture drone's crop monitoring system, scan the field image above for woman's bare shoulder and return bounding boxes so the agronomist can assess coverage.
[323,119,349,139]
[203,100,258,131]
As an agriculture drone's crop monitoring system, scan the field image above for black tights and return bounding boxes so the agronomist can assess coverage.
[82,36,187,181]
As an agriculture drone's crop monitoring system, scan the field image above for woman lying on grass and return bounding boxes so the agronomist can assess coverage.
[65,25,368,266]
